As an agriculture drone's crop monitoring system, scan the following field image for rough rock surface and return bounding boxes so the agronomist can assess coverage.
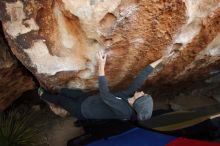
[1,0,220,103]
[0,24,35,111]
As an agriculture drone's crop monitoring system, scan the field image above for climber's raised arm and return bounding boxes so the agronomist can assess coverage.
[114,56,164,98]
[96,51,132,119]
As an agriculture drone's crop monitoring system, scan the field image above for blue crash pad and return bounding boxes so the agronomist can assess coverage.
[87,128,176,146]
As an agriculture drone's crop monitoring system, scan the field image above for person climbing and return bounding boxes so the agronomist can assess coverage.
[38,50,165,121]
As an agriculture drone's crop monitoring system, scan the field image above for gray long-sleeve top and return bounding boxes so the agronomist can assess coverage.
[81,65,154,120]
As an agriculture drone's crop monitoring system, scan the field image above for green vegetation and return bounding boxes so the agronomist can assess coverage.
[0,109,44,146]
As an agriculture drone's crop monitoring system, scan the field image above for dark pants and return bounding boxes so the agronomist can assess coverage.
[41,88,89,119]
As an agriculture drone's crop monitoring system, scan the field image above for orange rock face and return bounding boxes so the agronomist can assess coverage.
[1,0,220,94]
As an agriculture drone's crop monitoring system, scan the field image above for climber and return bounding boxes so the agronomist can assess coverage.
[38,51,164,121]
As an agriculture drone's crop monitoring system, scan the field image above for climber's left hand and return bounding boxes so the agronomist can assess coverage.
[96,50,107,76]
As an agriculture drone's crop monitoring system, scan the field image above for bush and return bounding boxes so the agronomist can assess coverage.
[0,109,44,146]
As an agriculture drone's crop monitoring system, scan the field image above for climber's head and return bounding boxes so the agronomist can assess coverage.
[128,91,153,121]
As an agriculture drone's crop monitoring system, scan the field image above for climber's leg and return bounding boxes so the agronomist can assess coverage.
[60,88,89,99]
[41,91,85,119]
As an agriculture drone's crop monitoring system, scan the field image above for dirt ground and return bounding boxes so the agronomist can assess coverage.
[40,117,84,146]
